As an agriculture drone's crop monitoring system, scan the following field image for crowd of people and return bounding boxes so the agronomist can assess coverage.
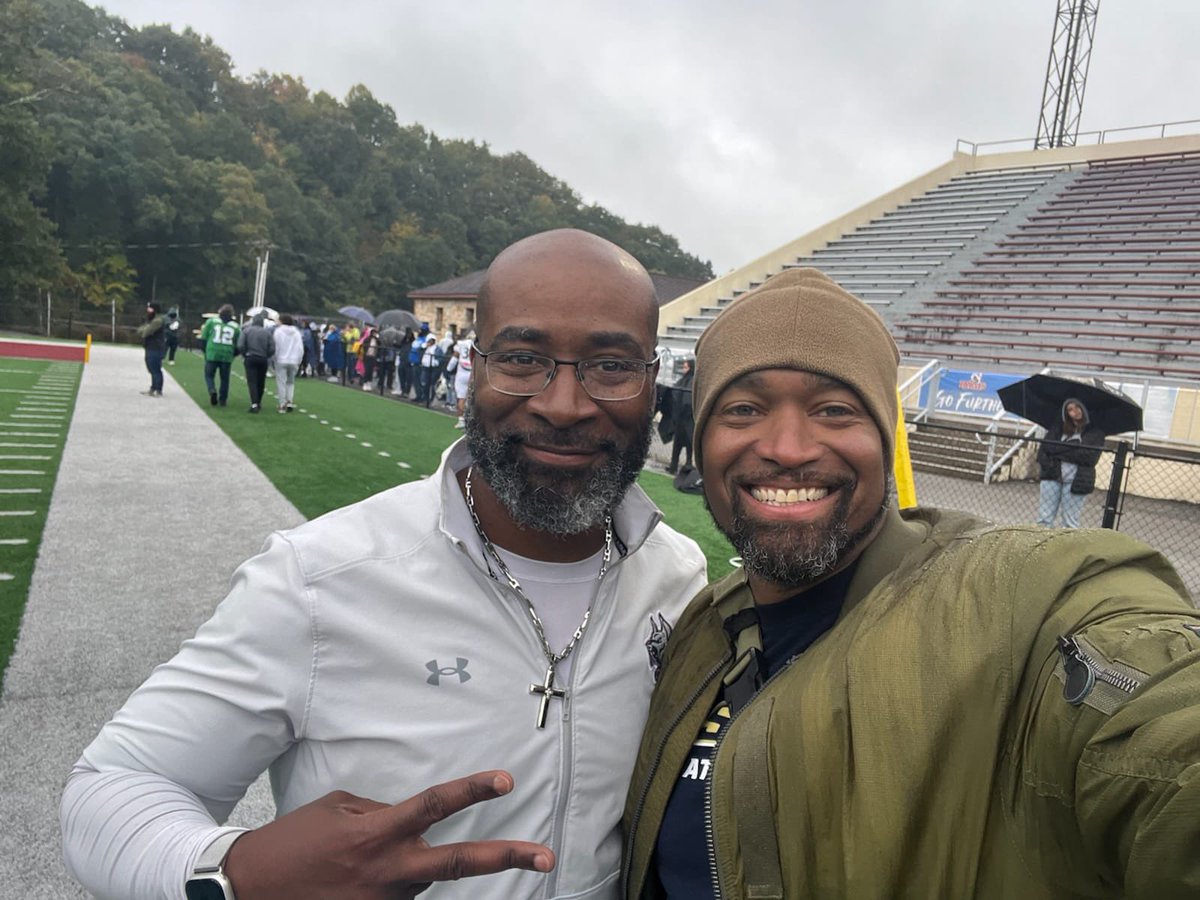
[293,318,472,422]
[150,306,475,418]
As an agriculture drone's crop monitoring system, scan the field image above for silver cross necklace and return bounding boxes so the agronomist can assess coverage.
[464,466,613,729]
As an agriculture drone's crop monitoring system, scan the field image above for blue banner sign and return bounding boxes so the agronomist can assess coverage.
[918,369,1025,418]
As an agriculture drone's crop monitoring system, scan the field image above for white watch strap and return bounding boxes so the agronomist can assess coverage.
[193,830,247,874]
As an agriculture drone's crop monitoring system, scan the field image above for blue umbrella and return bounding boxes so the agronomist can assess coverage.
[338,305,375,325]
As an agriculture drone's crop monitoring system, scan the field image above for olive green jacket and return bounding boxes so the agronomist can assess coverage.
[622,507,1200,899]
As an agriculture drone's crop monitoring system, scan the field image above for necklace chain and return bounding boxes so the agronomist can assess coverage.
[464,466,612,668]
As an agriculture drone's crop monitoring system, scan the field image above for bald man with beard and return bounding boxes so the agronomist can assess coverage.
[61,230,707,900]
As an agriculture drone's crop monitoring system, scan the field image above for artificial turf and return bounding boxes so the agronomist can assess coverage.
[167,350,736,579]
[0,358,82,680]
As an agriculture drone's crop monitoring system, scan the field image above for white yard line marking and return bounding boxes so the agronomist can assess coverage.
[0,488,42,494]
[398,462,411,469]
[378,451,390,457]
[0,470,45,475]
[360,442,372,448]
[332,426,342,432]
[12,414,63,419]
[0,573,14,581]
[0,443,55,448]
[0,432,60,437]
[0,510,35,516]
[0,539,30,545]
[0,455,51,460]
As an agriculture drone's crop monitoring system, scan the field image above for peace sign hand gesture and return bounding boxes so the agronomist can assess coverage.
[222,770,554,899]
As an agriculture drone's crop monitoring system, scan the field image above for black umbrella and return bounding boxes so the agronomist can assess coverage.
[997,374,1143,435]
[338,305,375,325]
[376,309,421,331]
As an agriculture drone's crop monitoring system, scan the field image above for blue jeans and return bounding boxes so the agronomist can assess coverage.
[145,350,164,392]
[204,360,232,404]
[1038,479,1087,528]
[417,367,433,404]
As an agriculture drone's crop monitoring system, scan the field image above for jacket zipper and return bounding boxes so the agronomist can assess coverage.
[703,652,804,899]
[703,735,723,899]
[543,553,630,899]
[1057,634,1142,704]
[620,652,731,897]
[542,627,581,899]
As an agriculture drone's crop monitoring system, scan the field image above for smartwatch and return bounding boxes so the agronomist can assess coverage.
[184,830,246,900]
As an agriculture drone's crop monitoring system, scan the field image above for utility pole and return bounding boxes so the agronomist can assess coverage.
[1035,0,1101,149]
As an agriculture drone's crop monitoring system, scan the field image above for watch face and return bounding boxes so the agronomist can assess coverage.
[185,878,229,900]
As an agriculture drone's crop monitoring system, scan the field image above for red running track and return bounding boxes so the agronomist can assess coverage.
[0,339,87,362]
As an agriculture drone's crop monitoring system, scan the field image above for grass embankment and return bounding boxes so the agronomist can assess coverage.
[0,359,81,680]
[168,351,736,579]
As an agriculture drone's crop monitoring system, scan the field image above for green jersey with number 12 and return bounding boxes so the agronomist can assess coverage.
[200,317,241,363]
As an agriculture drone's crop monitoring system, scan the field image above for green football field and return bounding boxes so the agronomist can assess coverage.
[167,351,737,578]
[0,358,82,679]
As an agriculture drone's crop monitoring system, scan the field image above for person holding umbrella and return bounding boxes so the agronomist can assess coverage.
[1036,398,1105,528]
[997,373,1143,530]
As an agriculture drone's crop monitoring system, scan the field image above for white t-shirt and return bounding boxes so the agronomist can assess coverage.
[443,484,601,682]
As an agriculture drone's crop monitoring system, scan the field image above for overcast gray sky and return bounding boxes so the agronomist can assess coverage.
[97,0,1200,272]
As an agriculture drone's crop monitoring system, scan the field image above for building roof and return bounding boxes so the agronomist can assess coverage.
[408,269,706,307]
[407,270,487,300]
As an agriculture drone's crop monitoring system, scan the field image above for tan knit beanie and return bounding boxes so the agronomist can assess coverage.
[692,267,900,467]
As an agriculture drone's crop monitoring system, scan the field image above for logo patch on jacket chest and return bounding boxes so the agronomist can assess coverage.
[645,612,673,682]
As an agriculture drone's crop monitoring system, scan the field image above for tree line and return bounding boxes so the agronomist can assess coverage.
[0,0,712,329]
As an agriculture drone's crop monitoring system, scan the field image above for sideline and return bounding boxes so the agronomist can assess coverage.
[0,343,301,898]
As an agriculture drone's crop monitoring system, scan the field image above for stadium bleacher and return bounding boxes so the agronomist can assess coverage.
[660,143,1200,385]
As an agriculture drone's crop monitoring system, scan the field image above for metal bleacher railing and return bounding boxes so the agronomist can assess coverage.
[954,118,1200,156]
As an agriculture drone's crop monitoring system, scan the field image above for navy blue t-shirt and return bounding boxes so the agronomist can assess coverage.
[653,562,857,899]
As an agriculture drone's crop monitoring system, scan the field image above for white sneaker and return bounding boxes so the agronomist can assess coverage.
[363,384,373,391]
[455,417,466,429]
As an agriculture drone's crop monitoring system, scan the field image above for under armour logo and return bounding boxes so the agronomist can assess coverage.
[426,658,471,685]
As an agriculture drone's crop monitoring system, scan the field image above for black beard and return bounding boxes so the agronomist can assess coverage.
[464,393,652,535]
[710,471,889,588]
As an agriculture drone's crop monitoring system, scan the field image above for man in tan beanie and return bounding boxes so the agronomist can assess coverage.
[622,269,1200,899]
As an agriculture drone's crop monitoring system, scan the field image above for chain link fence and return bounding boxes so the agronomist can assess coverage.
[906,419,1200,601]
[0,290,203,348]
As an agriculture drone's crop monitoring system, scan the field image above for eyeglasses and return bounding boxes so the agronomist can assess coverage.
[472,343,659,402]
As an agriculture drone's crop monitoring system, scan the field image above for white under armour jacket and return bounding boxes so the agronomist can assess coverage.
[60,440,707,900]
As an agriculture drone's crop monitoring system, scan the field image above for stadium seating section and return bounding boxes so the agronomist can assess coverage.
[662,151,1200,380]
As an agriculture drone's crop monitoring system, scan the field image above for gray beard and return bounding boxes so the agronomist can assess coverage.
[716,476,890,588]
[464,398,652,535]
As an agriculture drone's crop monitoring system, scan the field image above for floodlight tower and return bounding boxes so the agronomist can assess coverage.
[1035,0,1101,149]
